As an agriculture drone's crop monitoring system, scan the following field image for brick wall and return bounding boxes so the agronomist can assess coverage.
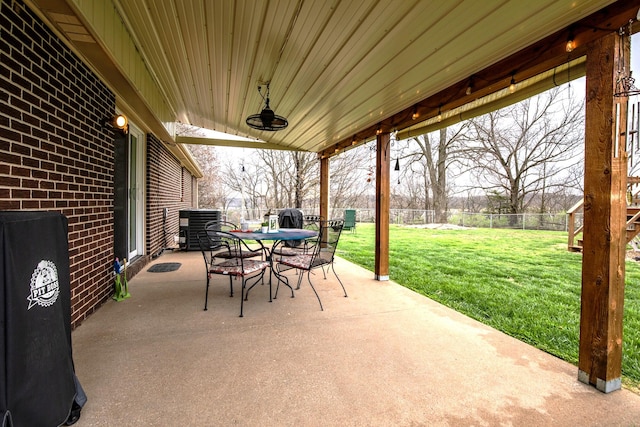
[0,0,114,327]
[146,134,195,258]
[1,0,201,326]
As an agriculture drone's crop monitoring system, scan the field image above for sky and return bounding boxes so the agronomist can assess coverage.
[634,33,640,81]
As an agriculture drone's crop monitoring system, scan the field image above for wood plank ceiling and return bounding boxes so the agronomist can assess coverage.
[40,1,640,155]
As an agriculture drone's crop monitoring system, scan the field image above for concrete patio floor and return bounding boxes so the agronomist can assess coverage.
[70,250,640,426]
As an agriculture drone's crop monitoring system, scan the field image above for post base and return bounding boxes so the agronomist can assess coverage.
[578,370,621,393]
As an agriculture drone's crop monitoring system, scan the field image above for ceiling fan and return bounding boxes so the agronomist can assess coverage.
[245,84,288,131]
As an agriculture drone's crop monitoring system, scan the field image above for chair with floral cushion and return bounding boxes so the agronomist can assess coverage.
[271,215,324,260]
[198,231,269,317]
[204,220,263,260]
[274,219,347,311]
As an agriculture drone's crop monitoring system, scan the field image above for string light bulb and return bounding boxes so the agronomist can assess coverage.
[376,125,382,135]
[566,29,575,53]
[509,75,516,94]
[565,38,575,53]
[412,106,419,120]
[437,106,442,123]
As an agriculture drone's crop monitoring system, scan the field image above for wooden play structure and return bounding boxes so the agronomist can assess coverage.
[568,98,640,252]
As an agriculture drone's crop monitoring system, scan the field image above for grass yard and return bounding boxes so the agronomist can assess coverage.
[337,223,640,391]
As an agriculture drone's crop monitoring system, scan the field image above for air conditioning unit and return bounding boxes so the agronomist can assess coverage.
[178,209,221,251]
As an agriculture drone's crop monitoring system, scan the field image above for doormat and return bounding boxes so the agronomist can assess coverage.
[147,262,181,273]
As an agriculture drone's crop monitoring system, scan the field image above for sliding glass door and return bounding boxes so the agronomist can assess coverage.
[127,124,144,260]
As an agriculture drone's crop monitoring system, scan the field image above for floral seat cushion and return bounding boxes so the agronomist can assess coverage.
[278,254,312,270]
[215,249,262,259]
[210,259,269,276]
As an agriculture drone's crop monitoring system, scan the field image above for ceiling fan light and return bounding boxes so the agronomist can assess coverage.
[260,107,275,127]
[245,85,288,131]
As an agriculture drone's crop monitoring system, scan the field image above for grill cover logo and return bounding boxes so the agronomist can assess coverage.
[27,260,60,309]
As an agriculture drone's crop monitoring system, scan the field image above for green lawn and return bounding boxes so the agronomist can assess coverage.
[337,223,640,390]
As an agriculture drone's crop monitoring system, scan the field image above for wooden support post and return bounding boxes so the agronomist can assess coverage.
[579,30,629,393]
[375,132,390,281]
[319,156,329,223]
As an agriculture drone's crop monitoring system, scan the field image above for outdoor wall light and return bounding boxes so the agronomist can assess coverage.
[105,114,128,134]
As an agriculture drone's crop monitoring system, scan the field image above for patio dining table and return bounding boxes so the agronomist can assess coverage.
[229,228,318,296]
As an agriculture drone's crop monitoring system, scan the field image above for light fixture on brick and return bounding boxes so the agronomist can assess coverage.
[105,114,128,134]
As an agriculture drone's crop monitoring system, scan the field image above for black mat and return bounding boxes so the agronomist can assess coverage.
[147,262,181,273]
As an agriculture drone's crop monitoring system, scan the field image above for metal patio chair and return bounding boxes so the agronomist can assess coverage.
[274,219,347,311]
[271,214,324,260]
[198,231,269,317]
[204,220,263,260]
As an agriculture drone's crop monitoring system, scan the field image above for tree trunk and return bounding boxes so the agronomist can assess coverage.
[433,128,448,222]
[294,152,303,208]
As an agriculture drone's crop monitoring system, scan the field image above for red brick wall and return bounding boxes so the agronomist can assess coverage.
[0,0,112,327]
[146,134,196,258]
[1,0,200,326]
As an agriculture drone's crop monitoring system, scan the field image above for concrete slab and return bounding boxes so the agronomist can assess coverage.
[70,250,640,426]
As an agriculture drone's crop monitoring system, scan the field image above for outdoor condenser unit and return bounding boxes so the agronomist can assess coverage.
[178,209,221,251]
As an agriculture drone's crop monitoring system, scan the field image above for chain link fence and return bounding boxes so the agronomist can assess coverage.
[220,207,582,232]
[450,212,579,231]
[356,209,580,231]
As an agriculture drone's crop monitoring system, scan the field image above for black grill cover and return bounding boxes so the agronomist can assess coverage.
[278,209,303,228]
[0,212,77,427]
[278,209,304,248]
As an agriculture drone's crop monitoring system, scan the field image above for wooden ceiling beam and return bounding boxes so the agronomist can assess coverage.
[320,0,640,159]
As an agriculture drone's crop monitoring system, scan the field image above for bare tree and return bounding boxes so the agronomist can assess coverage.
[257,150,319,209]
[220,160,263,219]
[397,173,427,210]
[463,88,584,217]
[258,150,287,209]
[217,148,320,216]
[186,144,227,209]
[176,124,226,209]
[398,124,468,222]
[330,145,371,213]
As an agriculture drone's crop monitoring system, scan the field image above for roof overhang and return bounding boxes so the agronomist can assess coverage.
[26,0,640,167]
